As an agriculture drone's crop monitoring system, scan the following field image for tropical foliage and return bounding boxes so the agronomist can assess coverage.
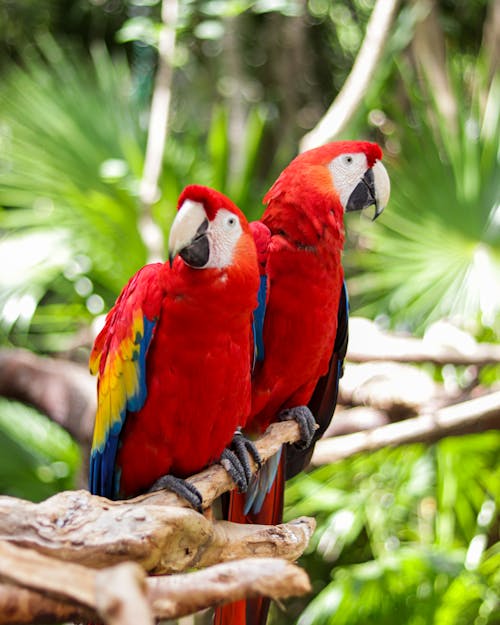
[347,55,500,334]
[0,1,498,623]
[274,431,500,625]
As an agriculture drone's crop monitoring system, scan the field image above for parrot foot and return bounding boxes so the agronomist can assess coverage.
[279,405,318,450]
[148,474,203,513]
[233,430,262,477]
[220,447,249,493]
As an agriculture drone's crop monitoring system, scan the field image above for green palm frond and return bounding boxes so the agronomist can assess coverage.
[0,38,148,348]
[0,398,80,501]
[281,432,500,625]
[347,58,500,333]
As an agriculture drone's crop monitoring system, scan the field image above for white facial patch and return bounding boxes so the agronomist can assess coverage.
[206,208,243,269]
[328,152,369,210]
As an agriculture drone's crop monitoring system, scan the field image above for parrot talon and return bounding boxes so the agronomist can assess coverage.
[148,474,203,513]
[220,447,250,493]
[279,405,318,450]
[232,430,262,471]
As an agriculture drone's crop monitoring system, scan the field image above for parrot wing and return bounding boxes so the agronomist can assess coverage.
[285,281,349,478]
[249,219,349,478]
[249,221,271,367]
[89,263,163,498]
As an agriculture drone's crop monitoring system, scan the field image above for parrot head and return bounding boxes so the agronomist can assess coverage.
[168,185,253,270]
[264,140,390,223]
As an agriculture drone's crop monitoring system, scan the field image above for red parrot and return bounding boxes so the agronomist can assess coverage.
[89,185,260,507]
[215,141,390,625]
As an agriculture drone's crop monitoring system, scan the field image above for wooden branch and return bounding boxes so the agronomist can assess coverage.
[0,583,93,625]
[0,541,310,624]
[481,0,500,85]
[347,318,500,366]
[0,490,313,573]
[0,348,95,445]
[311,391,500,465]
[300,0,400,151]
[95,563,153,625]
[339,361,439,417]
[137,419,303,508]
[411,0,457,130]
[148,557,311,618]
[0,540,95,608]
[197,517,315,569]
[139,0,179,262]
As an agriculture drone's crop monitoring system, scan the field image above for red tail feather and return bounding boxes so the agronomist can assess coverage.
[214,459,285,625]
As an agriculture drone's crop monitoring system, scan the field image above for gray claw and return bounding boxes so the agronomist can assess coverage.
[279,405,317,450]
[220,447,248,493]
[149,474,203,512]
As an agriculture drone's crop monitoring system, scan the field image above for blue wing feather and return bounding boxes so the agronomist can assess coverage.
[88,264,163,499]
[89,315,157,499]
[252,274,268,367]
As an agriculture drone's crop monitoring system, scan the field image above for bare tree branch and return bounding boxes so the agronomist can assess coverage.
[339,361,440,418]
[0,348,95,445]
[96,563,153,625]
[0,540,311,624]
[0,492,314,574]
[0,583,93,625]
[300,0,400,151]
[311,391,500,466]
[411,0,457,129]
[346,318,500,366]
[0,540,95,608]
[138,420,303,508]
[148,557,311,619]
[138,0,179,262]
[481,0,500,84]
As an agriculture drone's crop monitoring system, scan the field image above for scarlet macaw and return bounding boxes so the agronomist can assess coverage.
[89,185,260,507]
[215,141,390,624]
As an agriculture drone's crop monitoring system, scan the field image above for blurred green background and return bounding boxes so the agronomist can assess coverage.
[0,0,499,623]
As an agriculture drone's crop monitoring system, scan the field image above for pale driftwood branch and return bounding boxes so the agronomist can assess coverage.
[148,557,311,618]
[0,539,94,609]
[0,489,314,574]
[0,348,95,445]
[300,0,400,151]
[197,517,315,569]
[347,318,500,366]
[411,0,457,130]
[0,541,310,624]
[311,391,500,466]
[481,0,500,84]
[96,563,153,625]
[2,321,497,449]
[136,419,303,508]
[0,583,92,625]
[339,362,440,417]
[139,0,179,262]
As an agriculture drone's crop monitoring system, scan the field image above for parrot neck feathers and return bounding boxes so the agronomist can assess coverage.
[262,189,345,250]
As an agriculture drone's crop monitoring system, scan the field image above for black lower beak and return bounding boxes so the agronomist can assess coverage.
[179,234,210,268]
[177,218,210,268]
[346,168,381,220]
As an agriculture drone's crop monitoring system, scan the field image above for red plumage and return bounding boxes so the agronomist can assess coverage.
[118,250,258,494]
[89,185,259,499]
[215,141,387,625]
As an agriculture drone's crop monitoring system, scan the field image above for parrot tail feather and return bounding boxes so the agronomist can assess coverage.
[213,456,285,625]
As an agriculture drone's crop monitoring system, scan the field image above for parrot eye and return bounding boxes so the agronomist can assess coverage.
[344,155,353,165]
[224,215,237,229]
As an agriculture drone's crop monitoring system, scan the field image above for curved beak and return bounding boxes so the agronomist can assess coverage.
[346,160,390,220]
[168,200,210,268]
